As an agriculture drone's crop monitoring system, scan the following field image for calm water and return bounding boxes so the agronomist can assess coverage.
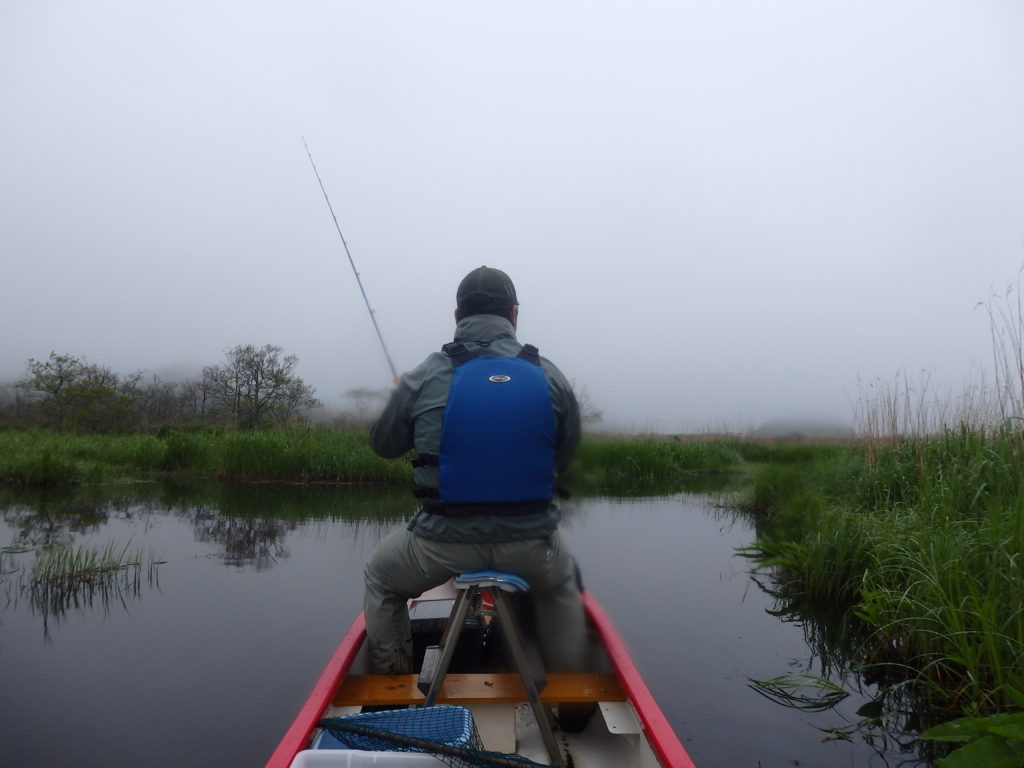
[0,484,922,767]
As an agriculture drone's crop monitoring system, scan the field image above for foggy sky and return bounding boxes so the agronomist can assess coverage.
[3,2,1023,432]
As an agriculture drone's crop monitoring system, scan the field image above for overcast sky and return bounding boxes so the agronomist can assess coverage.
[3,2,1023,432]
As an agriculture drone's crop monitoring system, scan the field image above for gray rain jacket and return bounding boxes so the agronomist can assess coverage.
[369,313,580,543]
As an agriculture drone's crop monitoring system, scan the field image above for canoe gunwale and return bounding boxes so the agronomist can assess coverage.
[581,591,697,768]
[264,614,366,768]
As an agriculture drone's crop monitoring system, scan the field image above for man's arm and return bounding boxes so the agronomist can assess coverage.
[543,362,581,473]
[369,378,414,459]
[556,385,581,473]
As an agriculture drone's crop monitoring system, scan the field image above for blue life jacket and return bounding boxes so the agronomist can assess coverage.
[432,343,557,507]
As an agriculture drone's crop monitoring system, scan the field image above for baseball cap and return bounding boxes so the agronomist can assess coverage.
[456,266,518,313]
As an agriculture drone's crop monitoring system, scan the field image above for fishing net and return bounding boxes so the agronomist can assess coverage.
[317,706,552,768]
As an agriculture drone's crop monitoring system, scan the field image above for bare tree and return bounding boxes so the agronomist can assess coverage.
[204,344,319,429]
[182,370,217,422]
[134,375,183,431]
[0,382,17,426]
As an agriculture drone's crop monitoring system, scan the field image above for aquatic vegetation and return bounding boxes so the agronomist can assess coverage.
[742,428,1024,737]
[26,540,162,620]
[748,673,850,713]
[919,705,1024,767]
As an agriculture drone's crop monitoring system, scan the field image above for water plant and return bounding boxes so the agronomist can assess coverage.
[741,426,1024,751]
[27,540,162,619]
[919,704,1024,767]
[748,673,850,713]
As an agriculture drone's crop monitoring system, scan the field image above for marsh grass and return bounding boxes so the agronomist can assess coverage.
[745,273,1024,724]
[2,428,763,492]
[0,428,408,487]
[215,429,407,483]
[0,431,164,486]
[26,540,163,620]
[564,435,743,494]
[745,426,1024,724]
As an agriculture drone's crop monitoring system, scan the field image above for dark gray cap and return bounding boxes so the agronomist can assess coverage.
[456,266,518,313]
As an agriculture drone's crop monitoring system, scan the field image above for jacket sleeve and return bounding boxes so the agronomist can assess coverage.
[544,361,581,473]
[369,377,415,459]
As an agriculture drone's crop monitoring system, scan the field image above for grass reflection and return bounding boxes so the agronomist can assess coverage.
[0,538,164,638]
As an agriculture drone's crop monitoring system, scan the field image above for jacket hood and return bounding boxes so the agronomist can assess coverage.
[452,313,518,344]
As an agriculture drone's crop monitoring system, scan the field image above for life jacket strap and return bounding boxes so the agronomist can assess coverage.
[441,342,476,367]
[517,344,541,366]
[441,341,541,367]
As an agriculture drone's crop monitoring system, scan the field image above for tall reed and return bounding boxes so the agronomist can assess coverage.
[0,428,408,487]
[2,428,760,491]
[746,427,1024,716]
[565,435,742,494]
[214,428,408,483]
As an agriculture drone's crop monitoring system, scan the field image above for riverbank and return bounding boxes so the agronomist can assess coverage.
[743,425,1024,742]
[0,428,775,493]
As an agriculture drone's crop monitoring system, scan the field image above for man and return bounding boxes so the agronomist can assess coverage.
[364,266,586,675]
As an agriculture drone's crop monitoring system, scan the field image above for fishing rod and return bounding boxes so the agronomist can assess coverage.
[303,137,399,383]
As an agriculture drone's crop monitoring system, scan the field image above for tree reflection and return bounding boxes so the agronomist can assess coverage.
[183,482,414,567]
[1,482,415,636]
[1,493,110,549]
[191,507,289,569]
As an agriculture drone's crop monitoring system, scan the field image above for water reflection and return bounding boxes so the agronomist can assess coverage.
[2,493,111,548]
[0,482,415,640]
[3,482,416,571]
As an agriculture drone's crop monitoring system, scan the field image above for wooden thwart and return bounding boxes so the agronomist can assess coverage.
[335,673,625,706]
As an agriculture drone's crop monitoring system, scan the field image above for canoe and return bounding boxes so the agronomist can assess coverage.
[265,587,697,768]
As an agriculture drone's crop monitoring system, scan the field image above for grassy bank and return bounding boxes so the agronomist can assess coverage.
[1,428,855,500]
[745,426,1024,720]
[0,428,774,492]
[0,429,408,486]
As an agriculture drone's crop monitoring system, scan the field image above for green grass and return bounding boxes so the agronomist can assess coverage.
[1,428,761,491]
[0,428,409,487]
[742,427,1024,718]
[564,435,744,494]
[0,431,164,486]
[215,429,407,483]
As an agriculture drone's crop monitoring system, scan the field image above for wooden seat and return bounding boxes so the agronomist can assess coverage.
[334,672,625,707]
